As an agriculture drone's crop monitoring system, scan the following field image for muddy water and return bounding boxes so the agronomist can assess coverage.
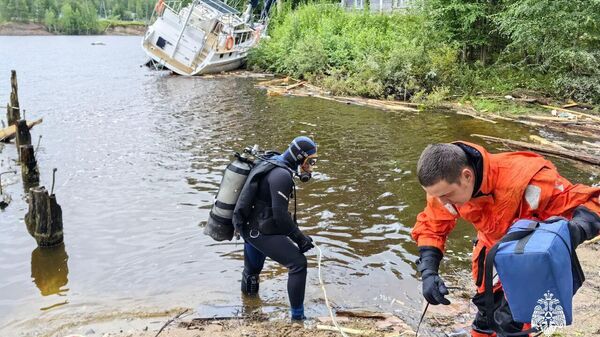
[0,36,597,336]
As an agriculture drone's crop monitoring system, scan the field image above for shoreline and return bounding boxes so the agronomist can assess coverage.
[0,22,145,36]
[44,242,600,337]
[255,76,600,168]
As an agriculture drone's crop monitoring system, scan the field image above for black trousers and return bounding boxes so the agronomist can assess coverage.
[242,228,307,309]
[471,289,529,336]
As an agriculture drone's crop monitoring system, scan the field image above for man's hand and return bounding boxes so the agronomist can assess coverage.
[569,205,600,249]
[421,270,451,305]
[416,246,451,305]
[289,229,314,253]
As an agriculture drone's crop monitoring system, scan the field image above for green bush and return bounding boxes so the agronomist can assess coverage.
[251,1,600,105]
[249,4,461,99]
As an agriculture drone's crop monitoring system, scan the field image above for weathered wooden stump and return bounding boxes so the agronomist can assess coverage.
[25,186,63,247]
[6,70,20,126]
[16,119,32,160]
[20,145,40,190]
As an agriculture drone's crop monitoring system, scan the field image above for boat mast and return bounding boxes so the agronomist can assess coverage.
[171,0,198,58]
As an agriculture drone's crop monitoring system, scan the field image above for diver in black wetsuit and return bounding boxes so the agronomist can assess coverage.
[233,136,318,321]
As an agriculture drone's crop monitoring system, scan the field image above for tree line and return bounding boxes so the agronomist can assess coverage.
[0,0,156,34]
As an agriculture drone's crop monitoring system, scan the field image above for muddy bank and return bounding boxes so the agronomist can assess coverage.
[102,24,145,36]
[0,22,52,36]
[0,22,145,36]
[60,243,599,337]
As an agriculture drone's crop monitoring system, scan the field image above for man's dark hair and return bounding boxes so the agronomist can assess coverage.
[417,143,469,187]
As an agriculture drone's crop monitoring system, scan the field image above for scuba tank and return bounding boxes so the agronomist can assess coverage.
[205,148,256,241]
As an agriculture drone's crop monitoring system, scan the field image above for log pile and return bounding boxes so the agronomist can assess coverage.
[472,134,600,166]
[255,77,419,113]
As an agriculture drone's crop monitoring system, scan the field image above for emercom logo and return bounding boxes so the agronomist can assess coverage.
[531,291,566,336]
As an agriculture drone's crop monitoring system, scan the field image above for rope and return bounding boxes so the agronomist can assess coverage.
[314,243,350,337]
[415,302,429,337]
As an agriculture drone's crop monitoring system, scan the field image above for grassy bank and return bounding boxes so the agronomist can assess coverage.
[248,2,600,112]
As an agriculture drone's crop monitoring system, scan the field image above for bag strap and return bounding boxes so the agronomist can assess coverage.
[484,228,537,327]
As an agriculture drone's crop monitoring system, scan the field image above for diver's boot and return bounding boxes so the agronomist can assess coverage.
[241,271,259,295]
[290,306,306,324]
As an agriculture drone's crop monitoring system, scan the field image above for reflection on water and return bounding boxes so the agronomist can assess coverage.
[31,244,69,297]
[0,36,598,336]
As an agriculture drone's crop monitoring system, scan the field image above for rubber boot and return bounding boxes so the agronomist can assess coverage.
[241,271,259,295]
[291,305,306,323]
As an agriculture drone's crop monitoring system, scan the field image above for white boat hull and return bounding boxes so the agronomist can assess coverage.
[141,0,262,76]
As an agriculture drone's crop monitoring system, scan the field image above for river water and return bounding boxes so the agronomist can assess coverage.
[0,36,597,336]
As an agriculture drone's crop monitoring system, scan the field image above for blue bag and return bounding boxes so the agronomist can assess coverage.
[484,218,585,328]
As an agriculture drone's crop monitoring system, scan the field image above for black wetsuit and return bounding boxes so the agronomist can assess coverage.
[241,166,308,312]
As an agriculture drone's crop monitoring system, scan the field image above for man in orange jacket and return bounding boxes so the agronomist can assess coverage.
[412,141,600,337]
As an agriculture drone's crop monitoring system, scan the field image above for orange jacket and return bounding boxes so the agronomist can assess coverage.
[412,141,600,252]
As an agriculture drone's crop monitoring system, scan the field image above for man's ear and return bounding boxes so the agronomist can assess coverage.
[462,167,473,182]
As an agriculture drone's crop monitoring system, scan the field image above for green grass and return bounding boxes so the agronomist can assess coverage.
[467,97,541,116]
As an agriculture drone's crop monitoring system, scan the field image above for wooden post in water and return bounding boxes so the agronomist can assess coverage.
[16,119,32,160]
[20,145,40,188]
[25,184,63,247]
[7,70,21,126]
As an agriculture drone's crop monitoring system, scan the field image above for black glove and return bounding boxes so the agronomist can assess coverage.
[416,246,450,305]
[569,205,600,249]
[289,228,314,253]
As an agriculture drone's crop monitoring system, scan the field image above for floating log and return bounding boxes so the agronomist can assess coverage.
[25,186,63,247]
[257,79,419,112]
[20,145,40,187]
[516,117,600,140]
[0,118,42,142]
[472,134,600,166]
[528,135,566,150]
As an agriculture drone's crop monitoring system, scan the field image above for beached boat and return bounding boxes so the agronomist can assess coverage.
[141,0,267,75]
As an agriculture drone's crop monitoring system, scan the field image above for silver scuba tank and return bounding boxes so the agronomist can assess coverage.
[205,154,253,241]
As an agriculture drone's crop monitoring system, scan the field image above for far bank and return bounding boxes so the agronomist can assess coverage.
[0,21,146,36]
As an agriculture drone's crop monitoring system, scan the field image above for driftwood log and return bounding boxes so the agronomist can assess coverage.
[7,70,20,126]
[25,186,63,247]
[472,134,600,166]
[0,118,43,142]
[20,145,40,188]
